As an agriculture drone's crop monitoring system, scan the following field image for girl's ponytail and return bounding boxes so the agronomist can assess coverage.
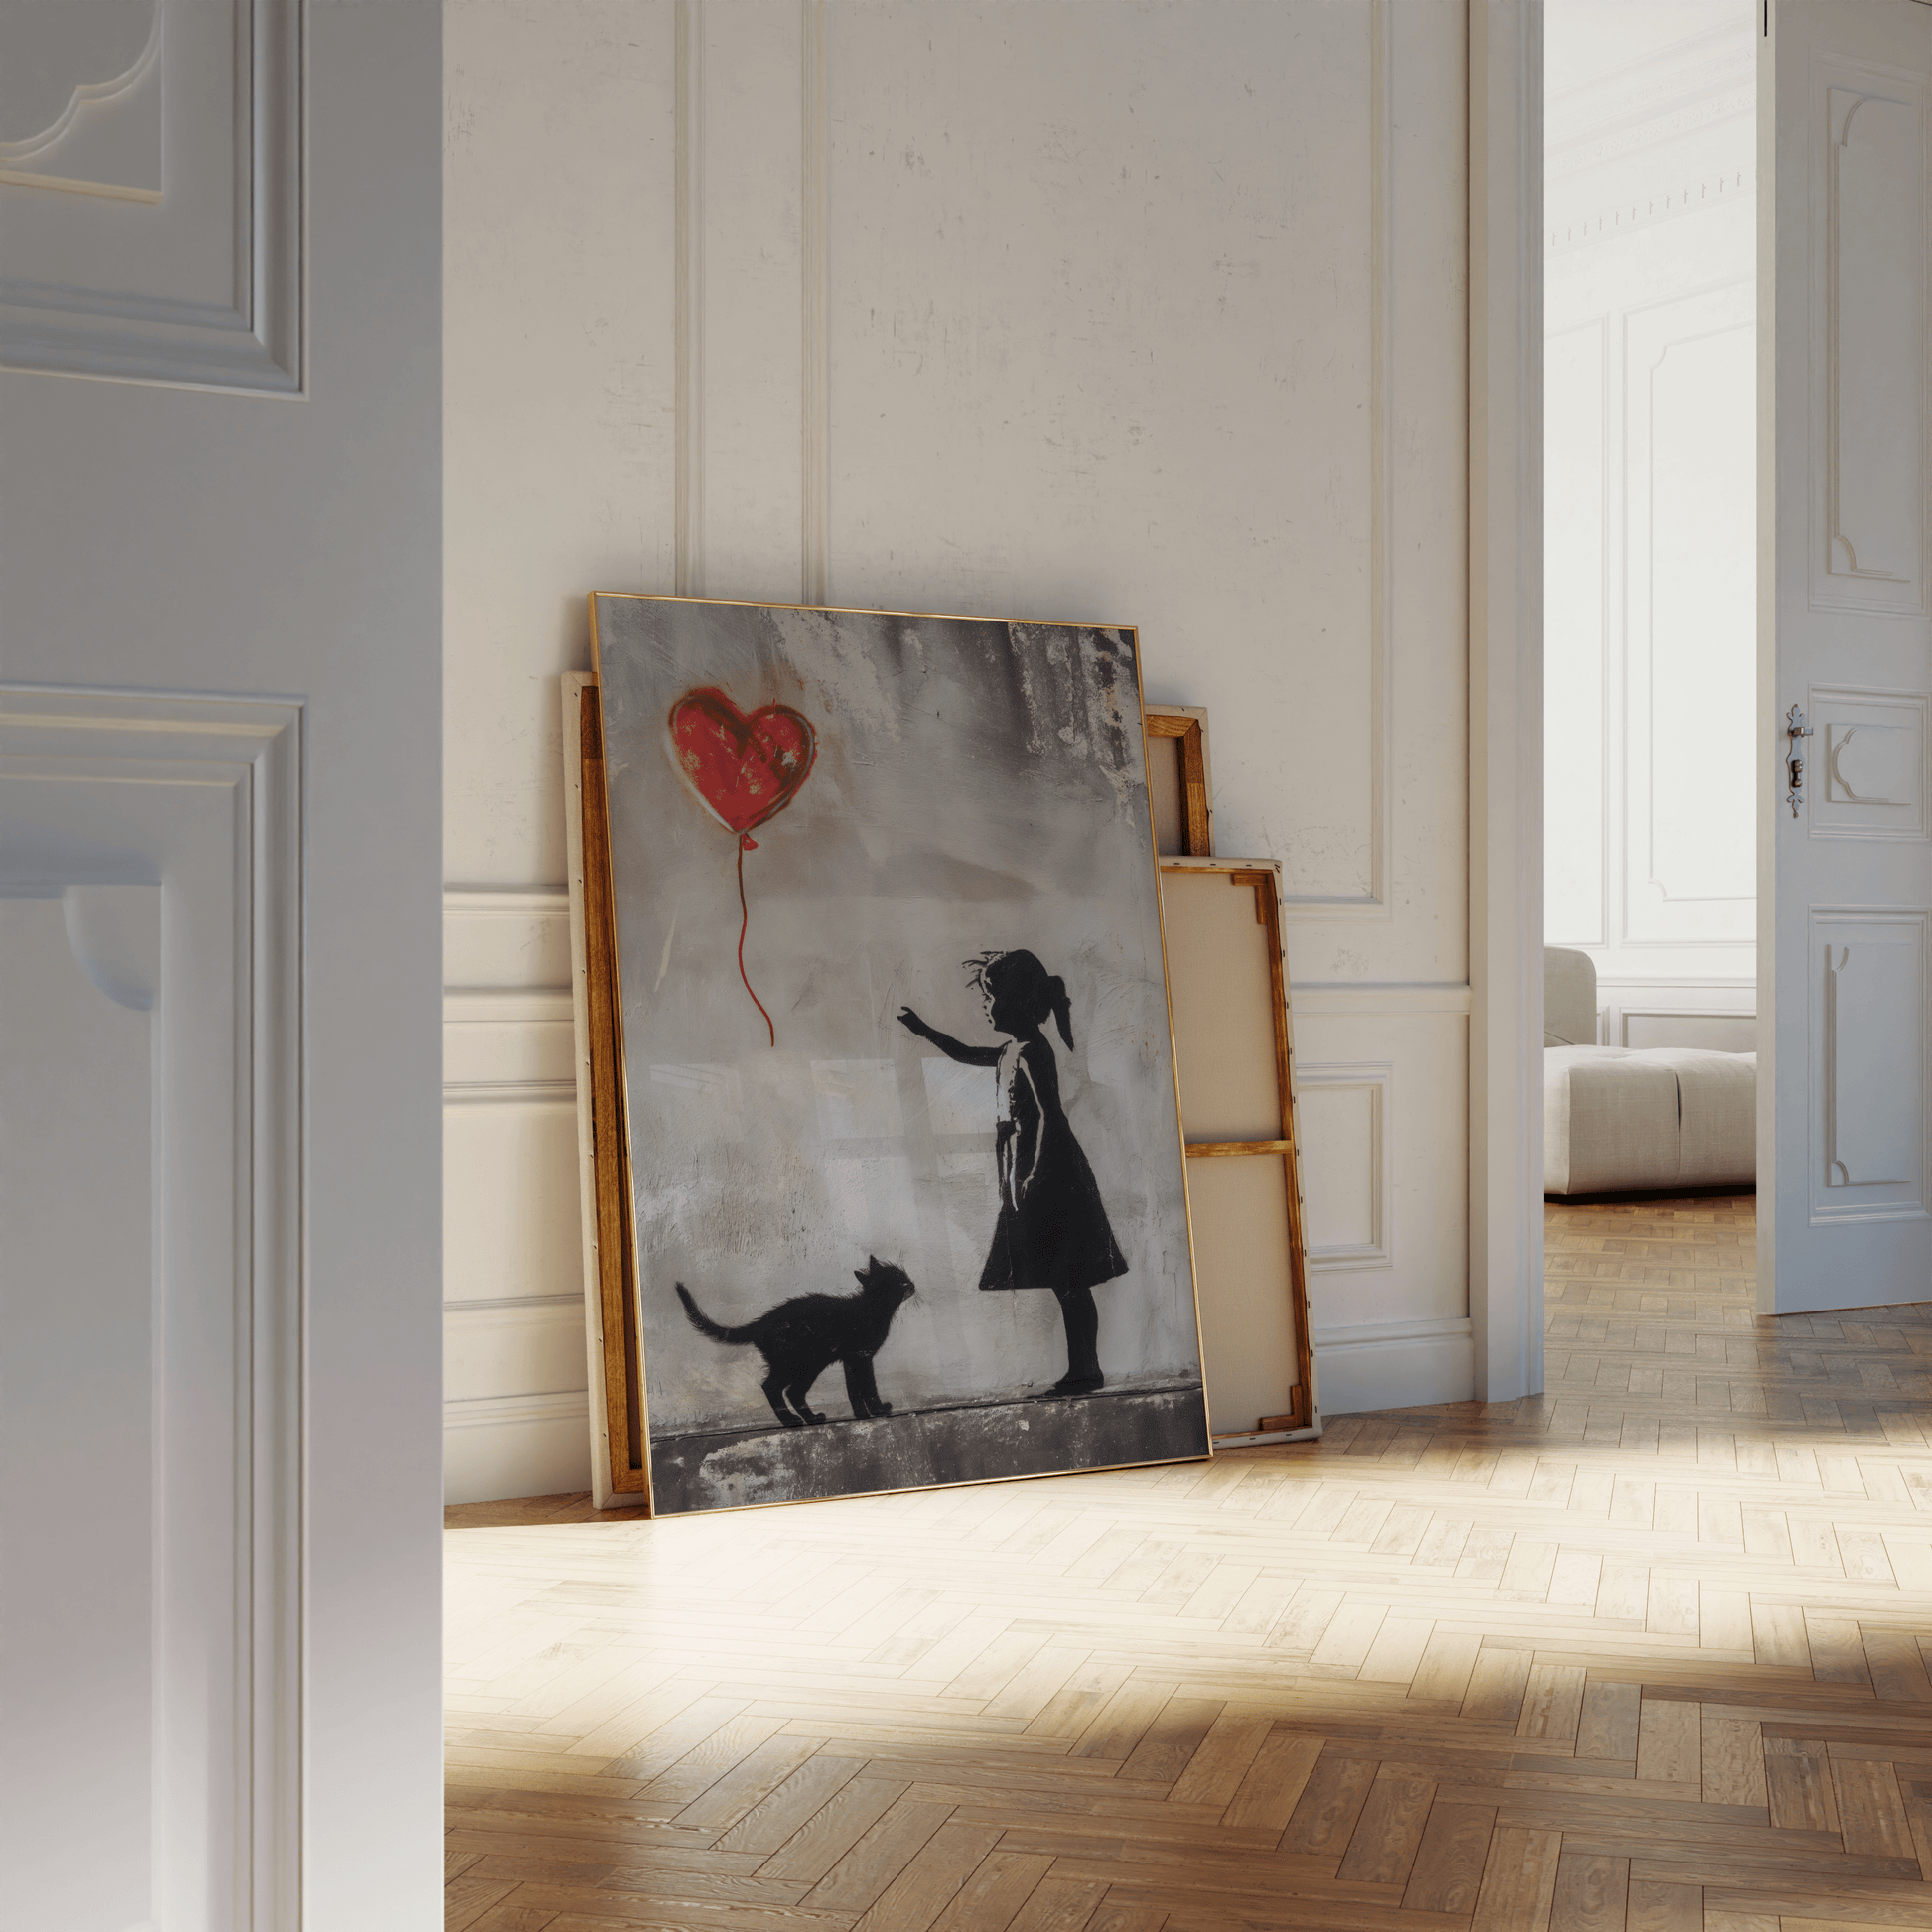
[1049,976,1075,1049]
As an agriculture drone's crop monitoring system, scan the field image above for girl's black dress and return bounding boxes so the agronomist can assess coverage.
[980,1036,1128,1293]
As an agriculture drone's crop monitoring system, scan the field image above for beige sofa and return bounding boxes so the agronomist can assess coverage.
[1543,948,1755,1197]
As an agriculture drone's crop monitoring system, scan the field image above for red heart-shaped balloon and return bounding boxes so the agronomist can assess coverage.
[666,686,817,838]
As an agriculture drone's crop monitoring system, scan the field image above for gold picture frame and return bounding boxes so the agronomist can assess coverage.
[566,596,1216,1514]
[563,673,651,1504]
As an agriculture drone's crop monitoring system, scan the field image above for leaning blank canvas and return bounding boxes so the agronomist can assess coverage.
[590,593,1208,1513]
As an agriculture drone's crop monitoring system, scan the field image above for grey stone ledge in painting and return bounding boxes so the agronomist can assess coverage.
[650,1380,1209,1514]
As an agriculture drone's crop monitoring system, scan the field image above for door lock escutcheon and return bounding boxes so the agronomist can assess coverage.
[1786,704,1814,816]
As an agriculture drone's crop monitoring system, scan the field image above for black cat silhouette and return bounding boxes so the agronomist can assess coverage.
[674,1256,916,1428]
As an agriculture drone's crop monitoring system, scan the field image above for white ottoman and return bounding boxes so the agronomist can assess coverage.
[1545,1047,1756,1197]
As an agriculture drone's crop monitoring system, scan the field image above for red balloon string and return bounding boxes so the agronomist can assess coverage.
[737,833,775,1047]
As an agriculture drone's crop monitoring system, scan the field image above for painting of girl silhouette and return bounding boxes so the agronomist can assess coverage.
[587,592,1208,1513]
[899,951,1126,1395]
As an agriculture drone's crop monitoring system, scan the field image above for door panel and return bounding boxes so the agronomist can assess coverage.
[0,2,443,1922]
[0,891,158,1932]
[1765,0,1932,1311]
[0,720,296,1932]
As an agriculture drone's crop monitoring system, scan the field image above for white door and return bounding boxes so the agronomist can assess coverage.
[0,4,443,1924]
[1763,0,1932,1313]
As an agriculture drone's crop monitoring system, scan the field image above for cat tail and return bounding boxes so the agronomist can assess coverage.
[675,1283,754,1344]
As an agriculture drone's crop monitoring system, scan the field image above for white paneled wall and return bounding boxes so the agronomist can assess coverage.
[442,893,594,1502]
[1543,0,1759,1041]
[1296,992,1475,1412]
[445,0,1475,1501]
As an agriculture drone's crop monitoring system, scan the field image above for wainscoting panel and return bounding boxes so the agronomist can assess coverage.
[1621,1008,1758,1053]
[445,889,573,992]
[1295,1062,1394,1270]
[447,1299,589,1401]
[1593,974,1757,1055]
[444,890,593,1504]
[1623,280,1756,946]
[1293,1002,1470,1413]
[444,1104,583,1306]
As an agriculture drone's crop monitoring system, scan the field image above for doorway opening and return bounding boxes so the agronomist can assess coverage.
[1541,0,1760,1202]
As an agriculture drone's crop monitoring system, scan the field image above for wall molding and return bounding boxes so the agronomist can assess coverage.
[800,0,830,605]
[1628,290,1756,927]
[1614,1005,1757,1048]
[443,881,591,1502]
[1293,982,1471,1017]
[444,887,571,913]
[0,0,304,392]
[1544,36,1758,974]
[1315,1312,1472,1349]
[445,1391,591,1432]
[446,1295,583,1320]
[445,989,575,1025]
[1283,0,1394,921]
[1594,974,1756,989]
[443,901,576,1106]
[1549,263,1755,968]
[1365,0,1395,918]
[1585,976,1756,1051]
[1548,169,1754,254]
[444,887,573,994]
[1298,1060,1395,1271]
[674,0,707,595]
[445,1077,576,1108]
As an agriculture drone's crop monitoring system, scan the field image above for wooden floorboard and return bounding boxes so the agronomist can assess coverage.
[446,1197,1932,1932]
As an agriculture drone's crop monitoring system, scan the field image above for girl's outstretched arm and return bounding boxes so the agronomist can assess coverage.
[897,1007,1002,1066]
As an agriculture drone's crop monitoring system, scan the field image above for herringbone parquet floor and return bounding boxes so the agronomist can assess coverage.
[445,1197,1932,1932]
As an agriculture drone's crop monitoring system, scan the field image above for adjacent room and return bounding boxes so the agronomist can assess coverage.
[1542,0,1760,1205]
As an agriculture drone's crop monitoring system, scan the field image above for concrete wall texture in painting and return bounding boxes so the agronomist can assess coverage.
[593,594,1208,1512]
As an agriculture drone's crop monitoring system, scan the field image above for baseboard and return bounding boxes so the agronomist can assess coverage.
[444,1392,593,1506]
[1312,1315,1475,1414]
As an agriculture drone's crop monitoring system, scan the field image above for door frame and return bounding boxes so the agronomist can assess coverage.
[1469,0,1546,1402]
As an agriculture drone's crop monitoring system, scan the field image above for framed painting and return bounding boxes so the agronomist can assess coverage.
[574,595,1210,1514]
